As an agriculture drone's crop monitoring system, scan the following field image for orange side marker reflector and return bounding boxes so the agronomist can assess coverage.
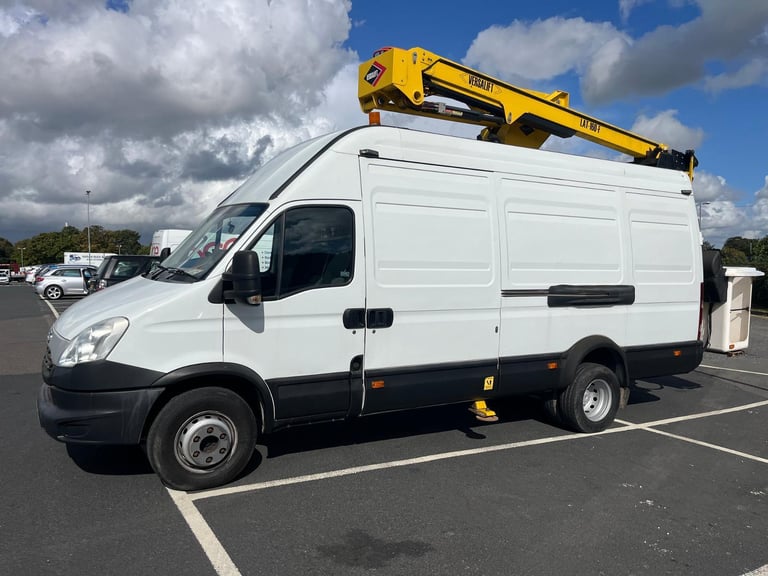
[371,380,385,389]
[547,362,558,370]
[673,350,682,357]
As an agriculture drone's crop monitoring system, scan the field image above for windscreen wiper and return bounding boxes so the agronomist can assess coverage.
[150,264,197,281]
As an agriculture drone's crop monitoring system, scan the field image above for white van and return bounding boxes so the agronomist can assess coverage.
[38,126,704,490]
[149,229,192,257]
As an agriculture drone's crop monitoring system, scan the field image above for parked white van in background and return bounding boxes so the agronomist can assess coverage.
[150,229,192,257]
[38,126,704,490]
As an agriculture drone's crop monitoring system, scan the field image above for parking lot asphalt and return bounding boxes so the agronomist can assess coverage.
[1,282,766,576]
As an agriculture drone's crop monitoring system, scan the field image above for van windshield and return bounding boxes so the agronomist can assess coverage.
[155,203,267,280]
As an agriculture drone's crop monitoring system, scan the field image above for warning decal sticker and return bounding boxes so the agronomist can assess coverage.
[364,62,387,87]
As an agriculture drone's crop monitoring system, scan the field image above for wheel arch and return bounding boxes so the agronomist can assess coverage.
[142,363,276,442]
[560,335,629,392]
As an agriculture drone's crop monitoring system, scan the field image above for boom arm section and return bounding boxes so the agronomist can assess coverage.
[359,47,697,179]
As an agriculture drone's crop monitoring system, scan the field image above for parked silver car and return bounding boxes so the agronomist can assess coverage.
[34,265,96,299]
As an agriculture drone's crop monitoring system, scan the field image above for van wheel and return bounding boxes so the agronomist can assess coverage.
[44,285,63,300]
[146,387,257,491]
[558,363,619,433]
[543,396,565,426]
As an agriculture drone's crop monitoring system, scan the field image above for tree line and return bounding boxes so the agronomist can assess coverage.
[714,236,768,309]
[2,226,767,308]
[0,225,148,268]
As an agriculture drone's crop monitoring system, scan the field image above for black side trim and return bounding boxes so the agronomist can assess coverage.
[625,341,703,379]
[267,371,351,420]
[498,353,562,394]
[363,359,498,414]
[548,285,635,307]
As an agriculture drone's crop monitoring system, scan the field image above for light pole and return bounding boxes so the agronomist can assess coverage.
[697,201,710,227]
[19,247,25,269]
[86,190,92,265]
[116,244,122,255]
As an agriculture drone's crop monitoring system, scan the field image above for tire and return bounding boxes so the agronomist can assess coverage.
[542,395,561,425]
[146,387,258,491]
[558,363,620,433]
[44,285,63,300]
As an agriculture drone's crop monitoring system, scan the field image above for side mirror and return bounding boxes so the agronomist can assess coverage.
[223,251,262,305]
[159,247,172,260]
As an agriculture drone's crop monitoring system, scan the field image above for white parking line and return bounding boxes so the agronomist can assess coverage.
[743,565,768,576]
[626,399,768,428]
[169,398,768,575]
[44,299,59,319]
[699,364,768,377]
[167,488,242,576]
[615,419,768,464]
[193,398,768,502]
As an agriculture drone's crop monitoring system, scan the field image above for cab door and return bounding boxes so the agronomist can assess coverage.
[223,202,366,423]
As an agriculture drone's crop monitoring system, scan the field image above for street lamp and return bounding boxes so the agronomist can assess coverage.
[86,190,91,265]
[116,244,122,255]
[19,247,25,269]
[697,201,710,226]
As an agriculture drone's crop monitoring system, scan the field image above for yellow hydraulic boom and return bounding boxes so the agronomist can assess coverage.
[359,47,697,180]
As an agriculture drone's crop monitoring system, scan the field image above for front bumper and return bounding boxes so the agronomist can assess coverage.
[37,383,164,445]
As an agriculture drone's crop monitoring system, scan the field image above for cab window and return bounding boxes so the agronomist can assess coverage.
[251,206,354,299]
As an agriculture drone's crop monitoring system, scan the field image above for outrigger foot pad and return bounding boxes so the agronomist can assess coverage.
[469,400,498,422]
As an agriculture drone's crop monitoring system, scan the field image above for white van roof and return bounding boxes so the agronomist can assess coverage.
[222,125,692,206]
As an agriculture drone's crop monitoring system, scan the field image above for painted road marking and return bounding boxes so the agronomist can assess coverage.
[170,398,768,576]
[743,564,768,576]
[699,364,768,377]
[167,489,242,576]
[615,419,768,464]
[190,398,768,502]
[45,298,59,318]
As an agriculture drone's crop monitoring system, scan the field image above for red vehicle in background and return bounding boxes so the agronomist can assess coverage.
[0,263,25,282]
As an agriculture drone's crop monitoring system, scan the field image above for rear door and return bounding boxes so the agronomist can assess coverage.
[53,268,85,295]
[359,158,501,414]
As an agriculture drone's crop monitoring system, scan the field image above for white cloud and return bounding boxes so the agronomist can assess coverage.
[755,175,768,199]
[693,171,738,202]
[697,175,768,246]
[619,0,653,23]
[584,0,768,103]
[704,58,768,92]
[0,0,355,242]
[630,109,704,151]
[464,17,629,83]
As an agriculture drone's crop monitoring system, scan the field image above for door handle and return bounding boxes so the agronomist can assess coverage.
[343,308,395,329]
[367,308,394,329]
[343,308,366,329]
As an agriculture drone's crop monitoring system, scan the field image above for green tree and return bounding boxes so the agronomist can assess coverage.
[723,237,756,262]
[0,237,13,263]
[721,245,749,266]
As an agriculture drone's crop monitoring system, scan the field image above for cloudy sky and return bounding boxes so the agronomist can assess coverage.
[0,0,767,248]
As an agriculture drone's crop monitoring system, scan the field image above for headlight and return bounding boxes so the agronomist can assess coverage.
[58,317,129,367]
